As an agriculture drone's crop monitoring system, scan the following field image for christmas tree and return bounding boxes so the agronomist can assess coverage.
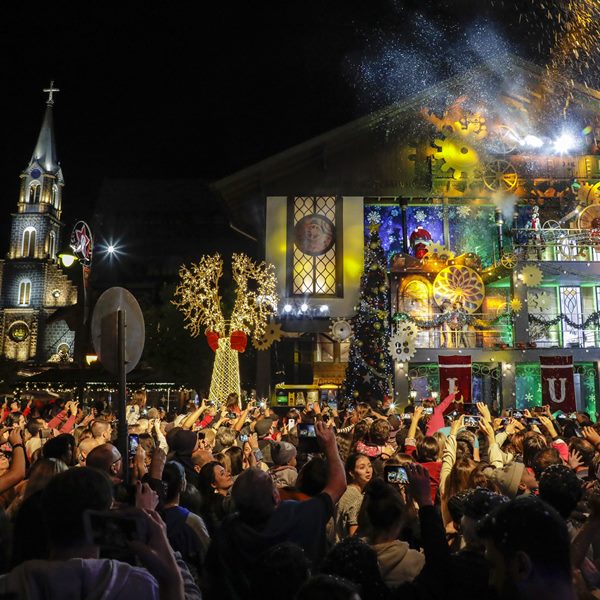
[343,212,394,404]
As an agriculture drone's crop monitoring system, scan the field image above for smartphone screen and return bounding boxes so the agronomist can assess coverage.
[239,434,249,443]
[128,434,139,457]
[384,465,409,485]
[423,407,433,415]
[297,423,320,453]
[464,415,481,427]
[288,418,296,429]
[84,509,148,553]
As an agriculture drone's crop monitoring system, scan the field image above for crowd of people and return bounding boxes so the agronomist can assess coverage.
[0,389,598,598]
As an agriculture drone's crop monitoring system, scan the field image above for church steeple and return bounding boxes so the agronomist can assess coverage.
[29,82,60,174]
[17,81,64,217]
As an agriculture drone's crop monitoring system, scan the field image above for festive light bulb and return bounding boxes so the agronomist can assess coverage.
[300,303,308,312]
[283,304,292,313]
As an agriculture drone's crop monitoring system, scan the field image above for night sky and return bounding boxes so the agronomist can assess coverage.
[0,0,596,246]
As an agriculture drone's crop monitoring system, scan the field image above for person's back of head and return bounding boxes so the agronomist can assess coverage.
[568,438,595,468]
[254,542,310,600]
[358,478,405,540]
[538,464,583,519]
[91,419,111,441]
[477,495,572,598]
[42,433,75,465]
[42,467,113,553]
[192,449,214,472]
[530,446,562,479]
[297,575,360,600]
[216,426,236,449]
[224,445,244,476]
[296,457,328,497]
[162,460,186,504]
[231,467,277,524]
[416,436,439,463]
[322,537,388,599]
[522,432,547,468]
[86,443,120,477]
[369,419,390,446]
[25,458,68,500]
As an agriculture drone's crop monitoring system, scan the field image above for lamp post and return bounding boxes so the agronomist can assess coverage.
[59,221,93,399]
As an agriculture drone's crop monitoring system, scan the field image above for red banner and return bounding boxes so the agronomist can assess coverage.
[439,355,471,404]
[540,356,576,413]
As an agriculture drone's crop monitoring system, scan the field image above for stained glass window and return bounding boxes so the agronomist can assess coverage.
[289,196,340,296]
[560,286,583,347]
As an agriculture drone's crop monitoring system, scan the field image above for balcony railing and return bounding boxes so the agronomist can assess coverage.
[529,311,599,349]
[512,228,600,262]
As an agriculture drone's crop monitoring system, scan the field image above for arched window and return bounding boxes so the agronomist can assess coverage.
[52,185,59,208]
[28,182,41,204]
[18,280,31,306]
[22,227,36,258]
[48,231,56,260]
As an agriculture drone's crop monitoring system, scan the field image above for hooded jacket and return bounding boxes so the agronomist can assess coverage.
[372,540,425,588]
[0,558,159,600]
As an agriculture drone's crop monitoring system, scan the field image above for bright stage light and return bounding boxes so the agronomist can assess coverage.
[553,132,576,154]
[107,245,115,254]
[283,304,292,313]
[319,304,329,313]
[300,303,308,312]
[523,134,543,148]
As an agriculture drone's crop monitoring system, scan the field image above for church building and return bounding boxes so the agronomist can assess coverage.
[0,85,77,364]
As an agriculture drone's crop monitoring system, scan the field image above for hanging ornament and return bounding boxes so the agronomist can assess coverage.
[230,330,248,352]
[206,331,220,352]
[520,265,543,287]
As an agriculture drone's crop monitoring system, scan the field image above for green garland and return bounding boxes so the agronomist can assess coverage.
[392,310,512,330]
[529,311,600,330]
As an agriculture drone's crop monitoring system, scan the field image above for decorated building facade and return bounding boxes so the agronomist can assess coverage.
[215,55,600,412]
[0,87,77,364]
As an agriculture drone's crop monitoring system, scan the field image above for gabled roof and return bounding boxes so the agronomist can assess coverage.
[212,53,600,199]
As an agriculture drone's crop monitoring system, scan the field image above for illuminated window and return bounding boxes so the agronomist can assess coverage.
[52,184,60,208]
[18,280,31,306]
[22,227,36,258]
[28,182,41,204]
[560,286,582,347]
[288,196,341,296]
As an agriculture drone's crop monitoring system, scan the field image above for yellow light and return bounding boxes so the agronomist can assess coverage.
[59,253,77,268]
[85,354,98,366]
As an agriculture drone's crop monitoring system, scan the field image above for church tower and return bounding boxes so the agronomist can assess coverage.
[0,83,77,363]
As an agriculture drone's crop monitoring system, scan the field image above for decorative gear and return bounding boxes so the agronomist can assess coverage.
[388,331,417,362]
[500,252,517,269]
[576,181,600,205]
[520,265,543,287]
[434,134,481,180]
[251,322,282,351]
[487,125,519,154]
[425,242,455,262]
[510,298,522,312]
[433,265,485,313]
[329,318,353,342]
[578,204,600,251]
[529,292,552,311]
[481,159,518,191]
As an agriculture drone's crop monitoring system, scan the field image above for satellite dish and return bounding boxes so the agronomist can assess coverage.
[91,287,145,375]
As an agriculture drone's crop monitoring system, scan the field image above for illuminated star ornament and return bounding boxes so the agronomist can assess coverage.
[70,221,93,266]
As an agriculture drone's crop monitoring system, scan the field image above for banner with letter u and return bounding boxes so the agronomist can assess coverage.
[439,355,471,404]
[540,355,575,413]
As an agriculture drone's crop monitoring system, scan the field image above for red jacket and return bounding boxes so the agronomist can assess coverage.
[405,442,442,502]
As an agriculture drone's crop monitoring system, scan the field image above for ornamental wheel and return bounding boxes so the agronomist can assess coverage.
[500,252,517,269]
[433,265,485,313]
[482,160,518,192]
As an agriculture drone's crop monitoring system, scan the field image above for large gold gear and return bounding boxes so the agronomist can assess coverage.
[520,265,543,287]
[434,134,481,180]
[500,252,517,269]
[433,265,485,313]
[251,322,282,351]
[388,332,417,362]
[577,181,600,205]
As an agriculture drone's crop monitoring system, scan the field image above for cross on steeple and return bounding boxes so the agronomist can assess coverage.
[43,81,60,105]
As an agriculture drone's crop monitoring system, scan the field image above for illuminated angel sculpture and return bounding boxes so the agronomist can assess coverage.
[173,253,278,403]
